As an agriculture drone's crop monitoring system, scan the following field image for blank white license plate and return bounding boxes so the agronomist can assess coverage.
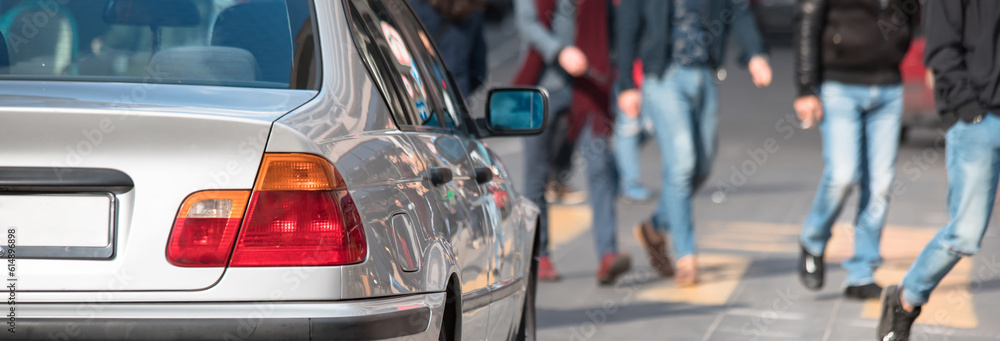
[0,194,112,247]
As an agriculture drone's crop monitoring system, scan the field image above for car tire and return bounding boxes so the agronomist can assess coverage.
[439,276,461,341]
[514,225,539,341]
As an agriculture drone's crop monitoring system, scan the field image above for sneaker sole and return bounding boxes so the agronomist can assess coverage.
[845,288,882,300]
[798,246,825,291]
[876,285,896,340]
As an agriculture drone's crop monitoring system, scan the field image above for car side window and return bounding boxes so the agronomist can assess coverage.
[346,0,443,128]
[380,0,473,133]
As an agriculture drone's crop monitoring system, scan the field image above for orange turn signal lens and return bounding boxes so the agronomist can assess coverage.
[253,153,344,191]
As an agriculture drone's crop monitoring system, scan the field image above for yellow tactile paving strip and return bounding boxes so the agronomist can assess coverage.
[825,224,979,329]
[699,221,800,254]
[548,205,592,248]
[546,215,979,328]
[636,253,751,305]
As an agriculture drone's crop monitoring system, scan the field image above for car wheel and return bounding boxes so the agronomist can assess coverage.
[439,289,458,341]
[515,226,539,341]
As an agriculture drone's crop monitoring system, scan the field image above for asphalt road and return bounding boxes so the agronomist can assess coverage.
[475,11,1000,341]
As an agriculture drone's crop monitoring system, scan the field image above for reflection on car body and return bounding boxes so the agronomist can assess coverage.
[0,0,545,339]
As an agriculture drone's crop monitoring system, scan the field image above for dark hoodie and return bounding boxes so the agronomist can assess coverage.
[925,0,1000,127]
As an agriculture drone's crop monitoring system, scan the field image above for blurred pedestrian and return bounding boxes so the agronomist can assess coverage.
[409,0,487,98]
[514,0,632,285]
[412,0,586,206]
[544,115,587,206]
[878,1,1000,339]
[793,0,917,300]
[617,0,772,287]
[614,59,656,204]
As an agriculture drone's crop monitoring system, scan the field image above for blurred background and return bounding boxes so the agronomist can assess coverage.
[468,4,1000,340]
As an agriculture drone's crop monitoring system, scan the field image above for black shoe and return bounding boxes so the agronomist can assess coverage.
[877,285,921,341]
[798,243,824,290]
[844,283,883,300]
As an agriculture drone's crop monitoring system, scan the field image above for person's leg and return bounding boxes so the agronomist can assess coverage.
[643,66,701,259]
[522,86,572,280]
[581,118,631,285]
[613,83,653,201]
[693,68,719,191]
[843,84,903,288]
[614,105,651,199]
[800,82,865,258]
[545,111,586,204]
[523,115,557,257]
[550,113,576,184]
[579,126,619,259]
[900,114,1000,307]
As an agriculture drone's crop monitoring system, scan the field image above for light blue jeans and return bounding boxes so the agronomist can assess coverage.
[613,85,654,198]
[902,113,1000,306]
[800,81,903,286]
[642,65,718,259]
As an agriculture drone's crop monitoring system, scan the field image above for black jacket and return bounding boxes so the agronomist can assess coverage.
[794,0,918,98]
[615,0,767,91]
[925,0,1000,126]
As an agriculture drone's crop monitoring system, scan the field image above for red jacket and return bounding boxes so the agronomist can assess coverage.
[512,0,613,138]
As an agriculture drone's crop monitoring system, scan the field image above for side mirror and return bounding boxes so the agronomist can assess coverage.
[482,88,548,137]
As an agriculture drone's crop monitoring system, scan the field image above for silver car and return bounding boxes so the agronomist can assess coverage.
[0,0,546,340]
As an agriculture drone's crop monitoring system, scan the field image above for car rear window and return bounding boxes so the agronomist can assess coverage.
[0,0,317,89]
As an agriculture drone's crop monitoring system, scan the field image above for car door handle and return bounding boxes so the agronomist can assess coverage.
[427,167,453,186]
[474,167,494,184]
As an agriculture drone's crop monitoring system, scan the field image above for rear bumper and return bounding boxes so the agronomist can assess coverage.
[11,292,444,341]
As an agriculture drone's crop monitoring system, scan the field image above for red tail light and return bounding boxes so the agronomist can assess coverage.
[229,154,366,267]
[167,191,250,267]
[166,153,366,268]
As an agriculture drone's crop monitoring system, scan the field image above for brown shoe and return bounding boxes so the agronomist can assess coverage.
[633,221,673,277]
[675,256,698,287]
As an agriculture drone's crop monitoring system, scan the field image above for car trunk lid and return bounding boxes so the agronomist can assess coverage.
[0,81,316,291]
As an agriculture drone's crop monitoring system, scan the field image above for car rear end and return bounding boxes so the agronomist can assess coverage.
[0,0,440,339]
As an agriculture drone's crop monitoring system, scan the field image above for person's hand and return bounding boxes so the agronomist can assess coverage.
[558,46,589,77]
[749,55,772,88]
[794,95,823,129]
[618,89,642,118]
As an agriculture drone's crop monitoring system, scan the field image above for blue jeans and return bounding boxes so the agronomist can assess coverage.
[901,113,1000,306]
[523,87,619,258]
[613,87,654,198]
[800,81,903,286]
[642,65,718,259]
